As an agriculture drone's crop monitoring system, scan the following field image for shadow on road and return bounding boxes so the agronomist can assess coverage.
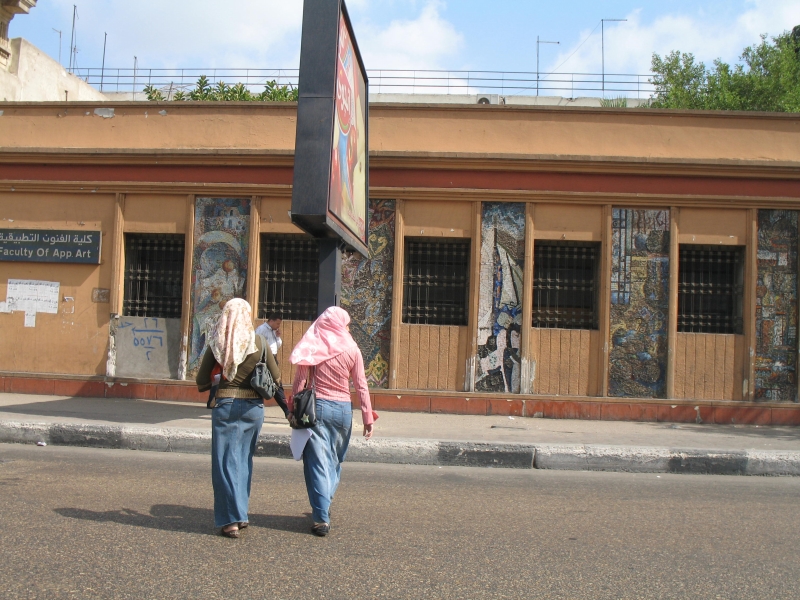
[54,504,309,536]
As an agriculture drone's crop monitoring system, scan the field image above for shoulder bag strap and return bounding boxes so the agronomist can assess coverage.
[258,335,267,363]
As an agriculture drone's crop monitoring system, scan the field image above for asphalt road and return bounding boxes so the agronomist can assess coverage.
[1,444,798,599]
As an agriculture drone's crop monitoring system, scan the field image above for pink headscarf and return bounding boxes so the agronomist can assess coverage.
[289,306,358,366]
[209,298,258,381]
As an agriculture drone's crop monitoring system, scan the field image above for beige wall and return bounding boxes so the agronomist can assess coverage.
[1,102,798,169]
[123,195,186,234]
[0,191,115,375]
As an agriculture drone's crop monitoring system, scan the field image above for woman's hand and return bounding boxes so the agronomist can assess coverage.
[363,423,374,440]
[287,414,298,429]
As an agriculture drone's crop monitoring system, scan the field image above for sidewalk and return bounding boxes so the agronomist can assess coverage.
[1,392,799,475]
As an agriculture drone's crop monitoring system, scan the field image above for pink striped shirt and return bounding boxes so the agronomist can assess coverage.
[290,346,374,425]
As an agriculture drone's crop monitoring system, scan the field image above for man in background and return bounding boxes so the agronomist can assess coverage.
[256,312,283,356]
[255,313,288,414]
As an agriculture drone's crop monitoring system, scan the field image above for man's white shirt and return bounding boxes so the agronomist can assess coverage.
[255,322,282,355]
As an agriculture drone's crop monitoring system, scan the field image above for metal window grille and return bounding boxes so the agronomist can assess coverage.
[258,234,319,321]
[533,241,599,329]
[678,245,744,334]
[403,238,470,325]
[123,234,185,318]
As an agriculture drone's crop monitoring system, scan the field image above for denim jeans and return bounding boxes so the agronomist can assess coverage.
[302,398,353,524]
[211,397,264,528]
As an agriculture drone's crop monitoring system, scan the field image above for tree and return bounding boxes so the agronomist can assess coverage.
[143,76,299,102]
[648,28,800,111]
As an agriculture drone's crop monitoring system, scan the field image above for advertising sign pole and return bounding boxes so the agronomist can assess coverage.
[292,0,369,316]
[317,239,343,314]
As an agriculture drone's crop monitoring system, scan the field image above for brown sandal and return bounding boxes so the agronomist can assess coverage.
[220,526,240,538]
[239,522,249,529]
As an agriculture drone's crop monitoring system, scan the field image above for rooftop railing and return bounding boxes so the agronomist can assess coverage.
[71,67,657,99]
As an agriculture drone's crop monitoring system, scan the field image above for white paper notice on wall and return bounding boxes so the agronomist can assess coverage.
[1,279,60,327]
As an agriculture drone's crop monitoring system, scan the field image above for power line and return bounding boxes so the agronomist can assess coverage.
[546,20,602,76]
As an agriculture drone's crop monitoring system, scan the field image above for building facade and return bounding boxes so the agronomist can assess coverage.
[1,101,799,424]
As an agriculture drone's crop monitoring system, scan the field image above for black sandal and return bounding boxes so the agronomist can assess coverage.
[311,523,330,537]
[220,526,240,538]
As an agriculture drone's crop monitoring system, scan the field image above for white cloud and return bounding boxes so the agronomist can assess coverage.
[50,0,305,69]
[355,1,464,70]
[546,0,800,81]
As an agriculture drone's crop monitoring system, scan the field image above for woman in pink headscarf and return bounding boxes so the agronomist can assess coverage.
[288,306,375,537]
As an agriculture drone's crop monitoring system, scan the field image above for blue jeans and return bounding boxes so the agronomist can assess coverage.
[302,398,352,524]
[211,398,264,528]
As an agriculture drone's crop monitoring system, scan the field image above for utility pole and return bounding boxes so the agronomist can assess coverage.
[68,5,77,72]
[100,32,107,92]
[601,18,626,96]
[536,36,559,97]
[52,29,62,66]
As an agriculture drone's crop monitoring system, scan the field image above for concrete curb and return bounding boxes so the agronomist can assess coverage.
[1,421,799,475]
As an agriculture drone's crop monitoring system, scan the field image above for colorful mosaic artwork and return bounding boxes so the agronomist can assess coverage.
[341,199,396,388]
[609,208,670,398]
[187,198,251,376]
[755,209,798,402]
[476,203,525,393]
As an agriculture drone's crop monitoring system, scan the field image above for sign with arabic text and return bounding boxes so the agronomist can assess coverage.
[0,229,102,264]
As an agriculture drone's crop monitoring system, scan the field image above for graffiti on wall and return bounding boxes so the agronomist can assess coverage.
[187,198,251,375]
[609,208,670,398]
[476,203,525,393]
[115,316,182,379]
[341,199,395,388]
[755,209,798,402]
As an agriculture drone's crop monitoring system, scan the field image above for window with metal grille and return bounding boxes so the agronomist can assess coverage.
[678,245,744,334]
[123,234,185,318]
[259,234,319,321]
[403,238,470,325]
[533,241,599,329]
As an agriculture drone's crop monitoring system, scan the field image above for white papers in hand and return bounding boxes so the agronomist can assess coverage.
[290,428,313,461]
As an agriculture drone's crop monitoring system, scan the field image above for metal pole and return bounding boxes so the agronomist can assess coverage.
[536,38,559,97]
[601,18,626,97]
[100,33,107,92]
[68,5,77,72]
[133,56,137,101]
[317,239,342,315]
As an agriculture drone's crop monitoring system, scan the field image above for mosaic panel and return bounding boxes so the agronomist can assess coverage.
[609,208,670,398]
[476,203,525,393]
[341,199,396,388]
[187,198,251,376]
[755,209,798,402]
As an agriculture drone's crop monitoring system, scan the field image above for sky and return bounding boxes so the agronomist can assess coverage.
[9,0,800,92]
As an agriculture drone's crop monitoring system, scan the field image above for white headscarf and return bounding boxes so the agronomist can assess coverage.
[209,298,258,381]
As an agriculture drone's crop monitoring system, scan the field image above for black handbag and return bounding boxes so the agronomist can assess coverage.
[292,367,317,429]
[250,335,279,400]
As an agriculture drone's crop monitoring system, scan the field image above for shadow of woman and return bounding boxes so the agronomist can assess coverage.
[54,504,310,536]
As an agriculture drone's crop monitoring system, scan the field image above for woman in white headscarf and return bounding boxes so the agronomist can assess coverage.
[196,298,281,538]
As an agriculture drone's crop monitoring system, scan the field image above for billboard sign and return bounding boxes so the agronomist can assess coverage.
[291,0,369,257]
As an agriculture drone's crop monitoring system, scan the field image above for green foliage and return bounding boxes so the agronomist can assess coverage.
[648,30,800,111]
[142,84,164,101]
[143,75,299,102]
[600,96,628,108]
